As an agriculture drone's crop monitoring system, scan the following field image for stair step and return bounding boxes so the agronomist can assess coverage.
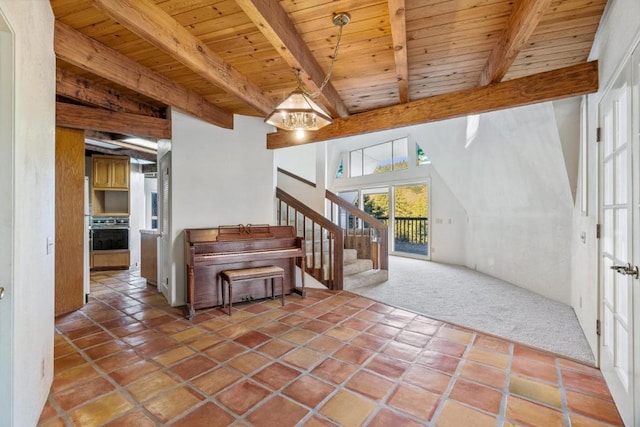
[343,259,373,276]
[343,269,389,291]
[344,249,358,262]
[305,248,358,268]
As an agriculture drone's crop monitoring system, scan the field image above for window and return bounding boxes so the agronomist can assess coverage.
[348,138,408,177]
[151,192,158,229]
[350,151,363,177]
[416,143,430,165]
[335,158,344,178]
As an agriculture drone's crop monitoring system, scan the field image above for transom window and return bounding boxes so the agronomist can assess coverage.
[348,138,408,177]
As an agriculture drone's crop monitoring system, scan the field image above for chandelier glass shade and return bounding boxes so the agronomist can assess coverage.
[264,90,332,131]
[265,12,350,133]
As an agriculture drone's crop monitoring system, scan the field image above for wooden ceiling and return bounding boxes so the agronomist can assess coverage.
[51,0,606,148]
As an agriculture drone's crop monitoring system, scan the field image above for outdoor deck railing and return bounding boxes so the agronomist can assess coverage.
[377,216,428,245]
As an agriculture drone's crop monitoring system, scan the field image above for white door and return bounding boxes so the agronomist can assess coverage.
[599,44,639,426]
[0,18,14,425]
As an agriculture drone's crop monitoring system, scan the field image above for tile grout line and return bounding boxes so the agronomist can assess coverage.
[189,291,366,425]
[429,329,494,426]
[555,357,572,427]
[45,271,621,427]
[354,311,437,426]
[51,279,164,425]
[78,278,187,425]
[497,341,514,426]
[56,276,236,425]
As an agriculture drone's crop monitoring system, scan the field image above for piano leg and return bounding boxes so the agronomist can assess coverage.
[280,276,285,306]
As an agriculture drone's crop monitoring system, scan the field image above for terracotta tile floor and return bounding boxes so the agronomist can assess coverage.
[39,269,624,426]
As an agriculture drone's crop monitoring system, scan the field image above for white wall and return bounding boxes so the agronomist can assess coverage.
[276,143,326,213]
[327,127,469,266]
[0,1,56,425]
[571,0,640,358]
[553,97,581,203]
[275,142,317,183]
[167,112,274,306]
[324,102,577,304]
[428,167,468,264]
[427,104,576,303]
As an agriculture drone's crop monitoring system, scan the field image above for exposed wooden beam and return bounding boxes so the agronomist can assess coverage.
[234,0,349,118]
[54,21,233,129]
[388,0,409,103]
[267,61,598,149]
[56,67,164,118]
[56,102,171,139]
[478,0,554,86]
[92,0,275,116]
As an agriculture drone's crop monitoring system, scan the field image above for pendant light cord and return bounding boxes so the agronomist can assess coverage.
[296,19,346,99]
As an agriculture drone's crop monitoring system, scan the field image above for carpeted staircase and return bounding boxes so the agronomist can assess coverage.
[305,240,388,290]
[276,187,389,291]
[342,248,388,290]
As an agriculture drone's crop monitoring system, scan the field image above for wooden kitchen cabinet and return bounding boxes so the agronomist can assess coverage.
[140,230,158,285]
[92,155,129,190]
[92,250,130,269]
[92,190,129,216]
[91,154,130,216]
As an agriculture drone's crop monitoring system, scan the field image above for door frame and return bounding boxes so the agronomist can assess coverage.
[342,179,431,260]
[0,11,14,425]
[390,181,431,260]
[157,151,171,302]
[632,41,640,427]
[597,41,639,426]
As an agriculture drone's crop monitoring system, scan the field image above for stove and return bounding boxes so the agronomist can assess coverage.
[91,217,129,251]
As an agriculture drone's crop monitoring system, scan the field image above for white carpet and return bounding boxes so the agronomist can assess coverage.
[352,256,595,365]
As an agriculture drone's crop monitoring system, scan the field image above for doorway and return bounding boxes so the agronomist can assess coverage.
[0,14,13,424]
[392,183,429,257]
[356,183,430,259]
[598,41,640,426]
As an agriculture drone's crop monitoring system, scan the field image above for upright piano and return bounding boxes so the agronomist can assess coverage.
[184,224,305,319]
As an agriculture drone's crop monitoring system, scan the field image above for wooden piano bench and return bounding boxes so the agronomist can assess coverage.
[219,265,285,316]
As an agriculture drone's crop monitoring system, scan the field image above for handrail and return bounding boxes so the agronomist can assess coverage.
[277,167,316,188]
[325,190,388,271]
[276,187,344,289]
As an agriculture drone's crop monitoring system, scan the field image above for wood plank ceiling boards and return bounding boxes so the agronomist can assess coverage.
[50,0,607,147]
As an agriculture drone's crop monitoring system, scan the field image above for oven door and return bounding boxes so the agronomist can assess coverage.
[91,228,129,251]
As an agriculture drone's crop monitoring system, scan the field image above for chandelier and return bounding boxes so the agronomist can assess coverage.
[265,12,350,133]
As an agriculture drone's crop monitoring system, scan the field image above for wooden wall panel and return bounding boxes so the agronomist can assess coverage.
[55,127,86,316]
